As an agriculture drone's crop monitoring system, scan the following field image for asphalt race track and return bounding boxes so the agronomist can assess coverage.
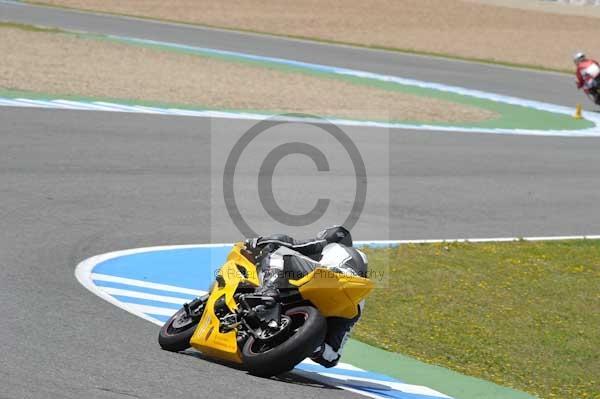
[2,2,600,398]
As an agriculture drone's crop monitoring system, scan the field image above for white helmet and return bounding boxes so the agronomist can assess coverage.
[574,52,586,65]
[319,243,368,277]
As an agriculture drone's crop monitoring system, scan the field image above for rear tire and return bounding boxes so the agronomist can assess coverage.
[241,306,326,377]
[158,301,204,352]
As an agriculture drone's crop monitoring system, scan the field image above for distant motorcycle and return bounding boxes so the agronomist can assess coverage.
[580,62,600,106]
[157,242,373,377]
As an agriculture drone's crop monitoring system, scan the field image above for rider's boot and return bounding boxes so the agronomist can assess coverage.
[311,303,363,368]
[255,252,283,299]
[254,268,280,300]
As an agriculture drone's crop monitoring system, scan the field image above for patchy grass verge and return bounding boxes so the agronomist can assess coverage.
[356,240,600,399]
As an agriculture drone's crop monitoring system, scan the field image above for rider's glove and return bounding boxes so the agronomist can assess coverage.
[245,237,261,252]
[245,237,273,262]
[245,237,281,264]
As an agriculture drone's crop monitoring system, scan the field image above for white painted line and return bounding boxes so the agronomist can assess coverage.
[315,360,364,372]
[3,95,598,136]
[19,98,96,110]
[129,105,168,114]
[315,372,453,399]
[327,386,383,399]
[2,91,599,136]
[91,273,207,296]
[0,99,40,107]
[293,369,449,399]
[98,287,194,305]
[13,99,61,108]
[92,102,143,112]
[74,243,233,326]
[53,100,130,112]
[164,108,205,117]
[120,303,178,317]
[355,234,600,246]
[75,255,165,325]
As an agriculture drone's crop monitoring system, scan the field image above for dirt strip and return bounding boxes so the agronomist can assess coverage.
[0,26,495,123]
[33,0,599,71]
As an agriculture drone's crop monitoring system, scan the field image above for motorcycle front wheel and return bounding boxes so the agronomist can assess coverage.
[158,297,206,352]
[241,306,326,377]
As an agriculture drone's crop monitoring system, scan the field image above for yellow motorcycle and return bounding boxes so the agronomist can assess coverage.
[158,242,373,377]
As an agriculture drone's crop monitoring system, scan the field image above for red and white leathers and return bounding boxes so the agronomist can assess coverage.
[575,59,600,93]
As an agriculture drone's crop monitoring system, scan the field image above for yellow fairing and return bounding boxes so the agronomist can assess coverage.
[289,267,374,319]
[190,243,259,363]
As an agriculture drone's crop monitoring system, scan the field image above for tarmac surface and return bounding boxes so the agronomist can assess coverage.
[1,2,600,398]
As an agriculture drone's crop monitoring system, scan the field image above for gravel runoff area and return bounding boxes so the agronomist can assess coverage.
[0,24,494,123]
[32,0,600,71]
[469,0,600,18]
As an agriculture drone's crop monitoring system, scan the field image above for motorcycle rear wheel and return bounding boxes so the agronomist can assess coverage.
[241,306,326,377]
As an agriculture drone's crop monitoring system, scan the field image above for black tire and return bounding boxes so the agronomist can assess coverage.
[158,307,200,352]
[242,306,326,377]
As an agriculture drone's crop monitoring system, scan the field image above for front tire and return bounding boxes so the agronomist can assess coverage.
[241,306,326,377]
[158,299,205,352]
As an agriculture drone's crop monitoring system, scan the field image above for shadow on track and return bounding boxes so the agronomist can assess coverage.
[179,350,341,390]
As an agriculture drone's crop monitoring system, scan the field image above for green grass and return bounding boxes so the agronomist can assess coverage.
[356,240,600,399]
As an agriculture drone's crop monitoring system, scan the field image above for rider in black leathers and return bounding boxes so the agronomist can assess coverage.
[246,226,367,368]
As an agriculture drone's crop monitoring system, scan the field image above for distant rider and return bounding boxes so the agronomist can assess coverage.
[574,52,600,104]
[246,226,368,368]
